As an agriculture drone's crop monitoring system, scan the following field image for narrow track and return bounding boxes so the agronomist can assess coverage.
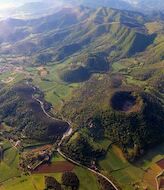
[33,91,119,190]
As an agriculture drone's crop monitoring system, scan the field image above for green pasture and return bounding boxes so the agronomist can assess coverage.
[74,166,100,190]
[99,145,149,190]
[26,64,80,108]
[0,147,21,183]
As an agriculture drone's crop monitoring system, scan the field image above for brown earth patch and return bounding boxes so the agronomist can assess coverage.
[31,145,52,153]
[33,161,75,174]
[143,169,157,189]
[159,178,164,189]
[38,67,49,78]
[157,159,164,170]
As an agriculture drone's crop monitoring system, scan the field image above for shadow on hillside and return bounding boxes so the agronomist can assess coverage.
[129,33,157,56]
[135,142,164,166]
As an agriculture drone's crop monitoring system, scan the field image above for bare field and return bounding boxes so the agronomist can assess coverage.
[33,161,75,174]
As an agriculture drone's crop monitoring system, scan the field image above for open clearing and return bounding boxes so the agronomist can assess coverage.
[37,67,49,78]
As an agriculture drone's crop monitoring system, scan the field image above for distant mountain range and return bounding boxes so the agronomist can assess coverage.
[125,0,164,11]
[0,6,162,69]
[0,0,163,19]
[0,1,62,19]
[60,0,164,11]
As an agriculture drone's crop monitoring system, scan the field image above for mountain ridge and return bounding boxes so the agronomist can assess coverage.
[0,7,155,64]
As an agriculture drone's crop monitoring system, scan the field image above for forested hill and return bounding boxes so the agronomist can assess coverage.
[0,83,69,141]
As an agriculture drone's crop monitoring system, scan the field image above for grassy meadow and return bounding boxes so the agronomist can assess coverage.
[25,63,80,110]
[0,145,21,183]
[0,150,100,190]
[99,143,164,190]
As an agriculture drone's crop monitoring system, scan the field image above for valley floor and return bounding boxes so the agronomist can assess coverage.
[0,53,163,190]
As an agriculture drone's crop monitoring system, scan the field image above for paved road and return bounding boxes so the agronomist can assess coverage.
[57,147,119,190]
[33,90,119,190]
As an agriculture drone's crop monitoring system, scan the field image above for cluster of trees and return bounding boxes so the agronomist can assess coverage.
[62,133,105,165]
[57,43,81,61]
[60,66,90,83]
[60,52,110,83]
[97,176,116,190]
[45,176,63,190]
[62,172,79,190]
[85,53,109,73]
[99,92,164,160]
[35,53,53,65]
[45,172,79,190]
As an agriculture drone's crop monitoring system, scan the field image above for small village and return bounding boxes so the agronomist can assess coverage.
[20,145,53,172]
[0,123,54,173]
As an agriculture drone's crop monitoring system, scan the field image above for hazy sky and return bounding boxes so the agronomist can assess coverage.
[0,0,40,9]
[0,0,140,7]
[123,0,139,5]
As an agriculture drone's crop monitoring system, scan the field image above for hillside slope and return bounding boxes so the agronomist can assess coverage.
[0,7,154,64]
[0,82,69,141]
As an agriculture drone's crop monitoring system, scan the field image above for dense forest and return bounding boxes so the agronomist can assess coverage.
[0,82,69,141]
[61,84,164,161]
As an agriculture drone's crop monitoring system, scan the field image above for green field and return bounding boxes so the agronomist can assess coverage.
[2,174,62,190]
[74,167,100,190]
[99,143,164,190]
[0,151,63,190]
[100,146,128,172]
[99,145,144,189]
[26,64,80,109]
[1,150,101,190]
[0,146,21,183]
[2,167,100,190]
[51,153,65,162]
[0,67,26,86]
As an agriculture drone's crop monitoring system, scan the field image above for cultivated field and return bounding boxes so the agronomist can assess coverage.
[33,161,75,174]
